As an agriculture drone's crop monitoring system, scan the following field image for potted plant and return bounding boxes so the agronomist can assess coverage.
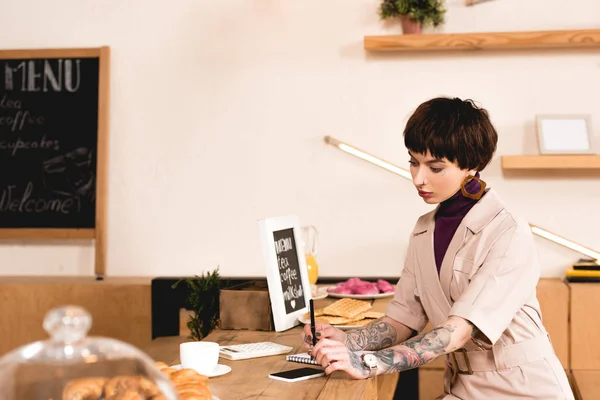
[379,0,446,34]
[172,267,228,341]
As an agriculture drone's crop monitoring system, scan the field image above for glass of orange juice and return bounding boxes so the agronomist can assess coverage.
[302,225,319,293]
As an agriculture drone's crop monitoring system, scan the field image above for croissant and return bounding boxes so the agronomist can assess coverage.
[154,362,169,370]
[61,377,106,400]
[63,357,219,400]
[152,360,213,399]
[105,389,145,400]
[104,376,161,399]
[176,383,212,400]
[179,393,212,400]
[160,367,177,379]
[170,369,208,386]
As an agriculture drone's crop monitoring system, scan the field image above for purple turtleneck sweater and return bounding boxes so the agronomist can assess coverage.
[434,173,485,274]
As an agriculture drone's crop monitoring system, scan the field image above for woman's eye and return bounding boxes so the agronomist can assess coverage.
[409,160,417,166]
[431,167,443,173]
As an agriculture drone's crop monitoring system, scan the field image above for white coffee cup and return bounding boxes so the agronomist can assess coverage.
[179,341,219,375]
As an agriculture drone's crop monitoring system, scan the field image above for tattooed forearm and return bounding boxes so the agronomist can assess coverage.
[348,352,370,378]
[467,321,480,338]
[375,324,456,373]
[346,320,398,351]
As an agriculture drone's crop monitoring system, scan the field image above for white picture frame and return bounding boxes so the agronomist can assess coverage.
[536,114,595,155]
[257,215,312,332]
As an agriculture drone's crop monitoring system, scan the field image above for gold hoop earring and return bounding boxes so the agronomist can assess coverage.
[461,175,486,200]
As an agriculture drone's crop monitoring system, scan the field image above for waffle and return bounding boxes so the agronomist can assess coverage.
[302,308,324,320]
[315,315,353,325]
[303,299,387,327]
[322,298,372,319]
[365,311,385,319]
[339,318,373,327]
[338,311,384,326]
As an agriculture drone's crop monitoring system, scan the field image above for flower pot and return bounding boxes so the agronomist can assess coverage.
[400,15,422,34]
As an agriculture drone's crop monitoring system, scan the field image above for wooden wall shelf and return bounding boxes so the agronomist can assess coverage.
[501,155,600,170]
[364,29,600,52]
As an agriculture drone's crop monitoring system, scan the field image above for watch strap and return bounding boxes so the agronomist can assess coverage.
[368,366,377,378]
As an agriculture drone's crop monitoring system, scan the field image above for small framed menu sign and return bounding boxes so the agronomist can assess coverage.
[258,215,311,332]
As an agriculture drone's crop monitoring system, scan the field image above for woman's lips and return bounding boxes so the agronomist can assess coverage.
[418,190,433,198]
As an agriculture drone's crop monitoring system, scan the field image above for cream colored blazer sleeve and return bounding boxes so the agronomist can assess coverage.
[449,221,540,344]
[386,236,429,332]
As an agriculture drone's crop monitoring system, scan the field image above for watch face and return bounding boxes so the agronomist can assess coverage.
[362,353,378,368]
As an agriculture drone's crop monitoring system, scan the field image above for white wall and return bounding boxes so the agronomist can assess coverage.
[1,0,599,278]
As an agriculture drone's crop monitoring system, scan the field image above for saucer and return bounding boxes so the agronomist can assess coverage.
[171,363,232,378]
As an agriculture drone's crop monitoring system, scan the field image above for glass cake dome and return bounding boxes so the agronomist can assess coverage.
[0,305,179,400]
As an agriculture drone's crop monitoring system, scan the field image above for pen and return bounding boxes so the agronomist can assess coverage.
[310,299,317,347]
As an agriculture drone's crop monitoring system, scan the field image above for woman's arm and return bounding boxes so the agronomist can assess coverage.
[371,316,478,375]
[310,315,479,379]
[345,316,415,351]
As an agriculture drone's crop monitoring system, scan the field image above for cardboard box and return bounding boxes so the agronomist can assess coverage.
[219,280,274,331]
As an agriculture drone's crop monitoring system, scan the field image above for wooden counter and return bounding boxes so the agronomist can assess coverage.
[155,291,398,399]
[144,328,388,399]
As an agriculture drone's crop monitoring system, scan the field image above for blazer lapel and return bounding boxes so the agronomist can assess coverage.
[413,215,452,319]
[439,222,470,302]
[440,188,505,303]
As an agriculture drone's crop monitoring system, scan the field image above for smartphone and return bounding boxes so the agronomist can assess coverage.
[268,367,325,382]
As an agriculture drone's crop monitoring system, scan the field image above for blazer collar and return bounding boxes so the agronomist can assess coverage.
[412,188,504,235]
[462,188,505,233]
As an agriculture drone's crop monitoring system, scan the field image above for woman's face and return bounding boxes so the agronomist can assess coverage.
[409,151,474,205]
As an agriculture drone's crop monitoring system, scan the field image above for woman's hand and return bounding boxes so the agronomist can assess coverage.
[310,338,370,379]
[302,322,347,349]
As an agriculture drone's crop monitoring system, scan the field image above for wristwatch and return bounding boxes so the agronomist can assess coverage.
[360,353,378,378]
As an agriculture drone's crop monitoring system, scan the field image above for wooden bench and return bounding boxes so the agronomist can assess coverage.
[570,283,600,400]
[0,276,152,356]
[570,283,600,370]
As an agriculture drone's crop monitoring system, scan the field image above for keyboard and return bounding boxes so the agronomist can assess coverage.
[219,342,294,360]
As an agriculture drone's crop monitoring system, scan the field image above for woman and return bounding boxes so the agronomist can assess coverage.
[303,97,574,399]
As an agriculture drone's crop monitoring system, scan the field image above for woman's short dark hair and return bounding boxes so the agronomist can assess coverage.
[403,97,498,171]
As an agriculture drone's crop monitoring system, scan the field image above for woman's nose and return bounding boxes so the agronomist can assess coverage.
[413,169,426,186]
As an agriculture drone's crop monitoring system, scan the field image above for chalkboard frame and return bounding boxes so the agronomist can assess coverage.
[258,215,312,332]
[0,47,110,276]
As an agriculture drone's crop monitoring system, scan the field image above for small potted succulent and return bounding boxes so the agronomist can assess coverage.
[379,0,446,34]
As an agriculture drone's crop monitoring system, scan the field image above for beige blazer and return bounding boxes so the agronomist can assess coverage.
[386,189,574,399]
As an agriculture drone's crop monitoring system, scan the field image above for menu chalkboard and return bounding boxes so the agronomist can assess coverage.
[273,227,306,314]
[0,47,110,276]
[259,215,311,331]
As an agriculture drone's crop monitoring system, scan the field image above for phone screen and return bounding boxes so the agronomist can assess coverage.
[268,367,325,382]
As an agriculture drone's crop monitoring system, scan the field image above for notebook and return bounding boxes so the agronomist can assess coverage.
[286,352,320,366]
